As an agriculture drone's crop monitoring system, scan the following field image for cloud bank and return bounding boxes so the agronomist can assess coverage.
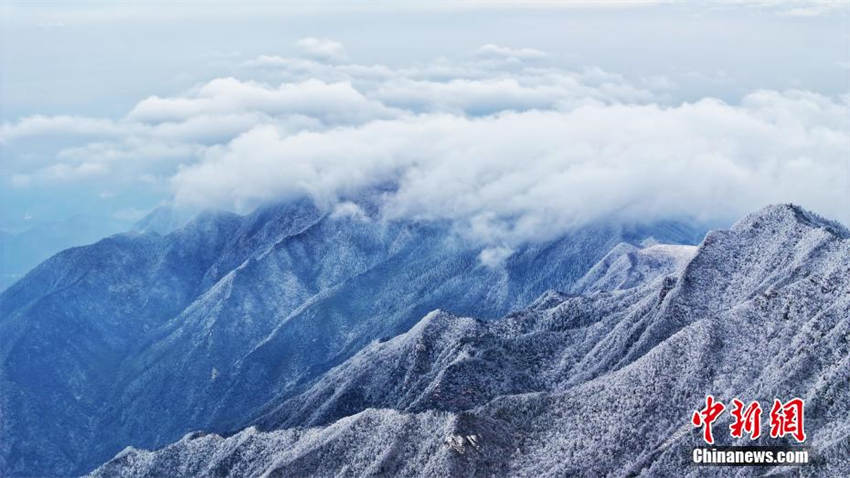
[2,38,848,247]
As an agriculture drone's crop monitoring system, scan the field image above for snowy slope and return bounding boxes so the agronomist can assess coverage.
[0,196,702,477]
[570,242,697,294]
[92,204,850,477]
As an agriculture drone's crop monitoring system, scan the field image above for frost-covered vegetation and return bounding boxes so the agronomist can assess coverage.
[0,196,702,477]
[91,204,850,477]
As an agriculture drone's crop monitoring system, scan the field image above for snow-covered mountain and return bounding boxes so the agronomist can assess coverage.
[0,215,133,292]
[91,204,850,477]
[0,197,704,477]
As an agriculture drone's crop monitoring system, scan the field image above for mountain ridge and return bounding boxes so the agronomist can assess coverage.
[0,196,705,476]
[91,203,850,477]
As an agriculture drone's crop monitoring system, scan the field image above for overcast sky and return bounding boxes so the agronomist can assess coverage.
[1,1,848,246]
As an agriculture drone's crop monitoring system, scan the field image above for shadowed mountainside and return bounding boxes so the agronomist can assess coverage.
[92,204,850,477]
[0,196,704,477]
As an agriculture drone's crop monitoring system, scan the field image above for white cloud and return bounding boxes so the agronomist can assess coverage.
[128,77,398,125]
[373,75,654,115]
[56,140,202,163]
[38,162,110,182]
[476,44,546,60]
[330,201,370,221]
[3,40,849,246]
[0,115,126,141]
[295,37,346,62]
[478,246,515,268]
[171,91,850,245]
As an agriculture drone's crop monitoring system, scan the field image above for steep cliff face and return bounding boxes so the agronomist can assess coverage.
[92,205,850,477]
[0,196,703,477]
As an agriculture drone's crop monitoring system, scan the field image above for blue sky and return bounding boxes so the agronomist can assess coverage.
[1,0,848,245]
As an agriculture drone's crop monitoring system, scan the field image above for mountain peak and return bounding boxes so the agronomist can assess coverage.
[82,203,850,478]
[732,203,849,238]
[132,205,196,235]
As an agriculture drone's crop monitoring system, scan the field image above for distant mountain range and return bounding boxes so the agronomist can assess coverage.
[0,196,705,477]
[0,215,135,292]
[88,204,850,477]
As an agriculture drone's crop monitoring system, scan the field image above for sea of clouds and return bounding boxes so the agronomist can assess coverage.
[2,38,848,246]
